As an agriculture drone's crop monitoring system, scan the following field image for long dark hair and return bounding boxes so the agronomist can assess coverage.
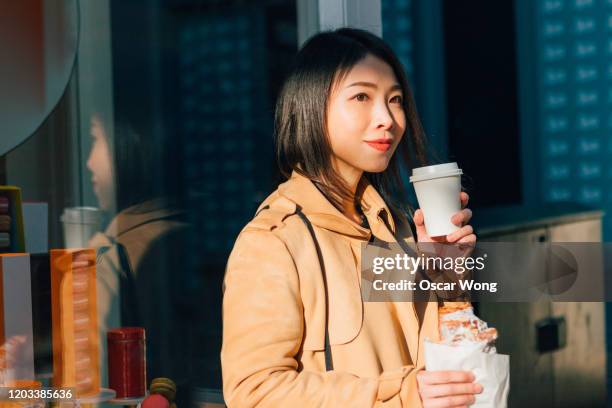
[112,120,157,212]
[274,28,429,222]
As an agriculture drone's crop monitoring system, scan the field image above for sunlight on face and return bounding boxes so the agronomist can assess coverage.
[326,54,406,181]
[86,117,115,212]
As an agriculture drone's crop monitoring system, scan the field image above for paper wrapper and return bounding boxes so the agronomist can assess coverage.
[424,340,509,407]
[425,303,510,407]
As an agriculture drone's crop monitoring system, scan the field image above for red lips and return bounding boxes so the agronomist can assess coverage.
[365,138,392,152]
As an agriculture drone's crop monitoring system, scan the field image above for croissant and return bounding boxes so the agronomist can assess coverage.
[438,302,498,346]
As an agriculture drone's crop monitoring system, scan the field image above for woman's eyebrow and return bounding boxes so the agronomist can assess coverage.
[345,81,402,92]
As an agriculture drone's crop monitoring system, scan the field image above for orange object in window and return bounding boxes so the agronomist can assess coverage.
[50,249,100,397]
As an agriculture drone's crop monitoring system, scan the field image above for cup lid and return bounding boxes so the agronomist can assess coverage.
[60,206,102,224]
[409,162,463,183]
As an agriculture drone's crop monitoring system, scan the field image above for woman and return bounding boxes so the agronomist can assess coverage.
[86,114,193,399]
[221,28,481,407]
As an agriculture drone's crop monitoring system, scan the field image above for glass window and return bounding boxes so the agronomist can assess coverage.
[1,1,297,405]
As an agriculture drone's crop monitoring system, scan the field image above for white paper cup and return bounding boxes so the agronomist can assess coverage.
[60,207,102,248]
[409,162,463,237]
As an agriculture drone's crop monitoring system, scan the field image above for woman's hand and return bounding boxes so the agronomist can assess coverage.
[417,370,483,407]
[414,192,476,245]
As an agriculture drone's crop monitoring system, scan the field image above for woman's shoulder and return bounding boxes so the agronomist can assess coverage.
[238,172,322,234]
[225,194,304,283]
[243,192,299,232]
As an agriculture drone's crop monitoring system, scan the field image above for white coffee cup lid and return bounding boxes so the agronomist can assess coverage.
[409,162,463,183]
[60,206,102,224]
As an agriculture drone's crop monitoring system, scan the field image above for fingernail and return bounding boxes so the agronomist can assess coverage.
[475,384,483,393]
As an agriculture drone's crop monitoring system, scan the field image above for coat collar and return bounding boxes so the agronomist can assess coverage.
[105,198,184,239]
[277,171,397,241]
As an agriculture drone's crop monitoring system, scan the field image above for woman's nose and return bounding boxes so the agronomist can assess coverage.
[86,150,94,172]
[374,104,394,130]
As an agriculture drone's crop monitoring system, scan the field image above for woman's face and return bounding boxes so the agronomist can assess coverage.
[87,117,115,212]
[326,54,406,180]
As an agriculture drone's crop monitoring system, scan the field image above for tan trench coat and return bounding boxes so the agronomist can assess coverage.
[89,199,191,384]
[222,171,440,407]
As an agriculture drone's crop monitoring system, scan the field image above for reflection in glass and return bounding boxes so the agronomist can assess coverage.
[85,114,192,399]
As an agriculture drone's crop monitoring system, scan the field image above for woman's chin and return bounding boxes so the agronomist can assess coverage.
[360,158,391,173]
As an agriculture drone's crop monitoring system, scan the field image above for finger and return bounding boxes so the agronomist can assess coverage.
[414,210,431,240]
[446,225,474,243]
[426,394,477,408]
[419,382,482,399]
[460,192,469,209]
[457,234,477,245]
[451,208,473,226]
[414,209,425,226]
[418,370,475,385]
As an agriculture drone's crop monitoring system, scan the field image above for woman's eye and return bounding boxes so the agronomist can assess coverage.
[354,93,369,102]
[390,95,403,104]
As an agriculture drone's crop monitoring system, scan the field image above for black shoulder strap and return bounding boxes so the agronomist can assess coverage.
[97,236,142,326]
[295,208,333,372]
[115,241,142,326]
